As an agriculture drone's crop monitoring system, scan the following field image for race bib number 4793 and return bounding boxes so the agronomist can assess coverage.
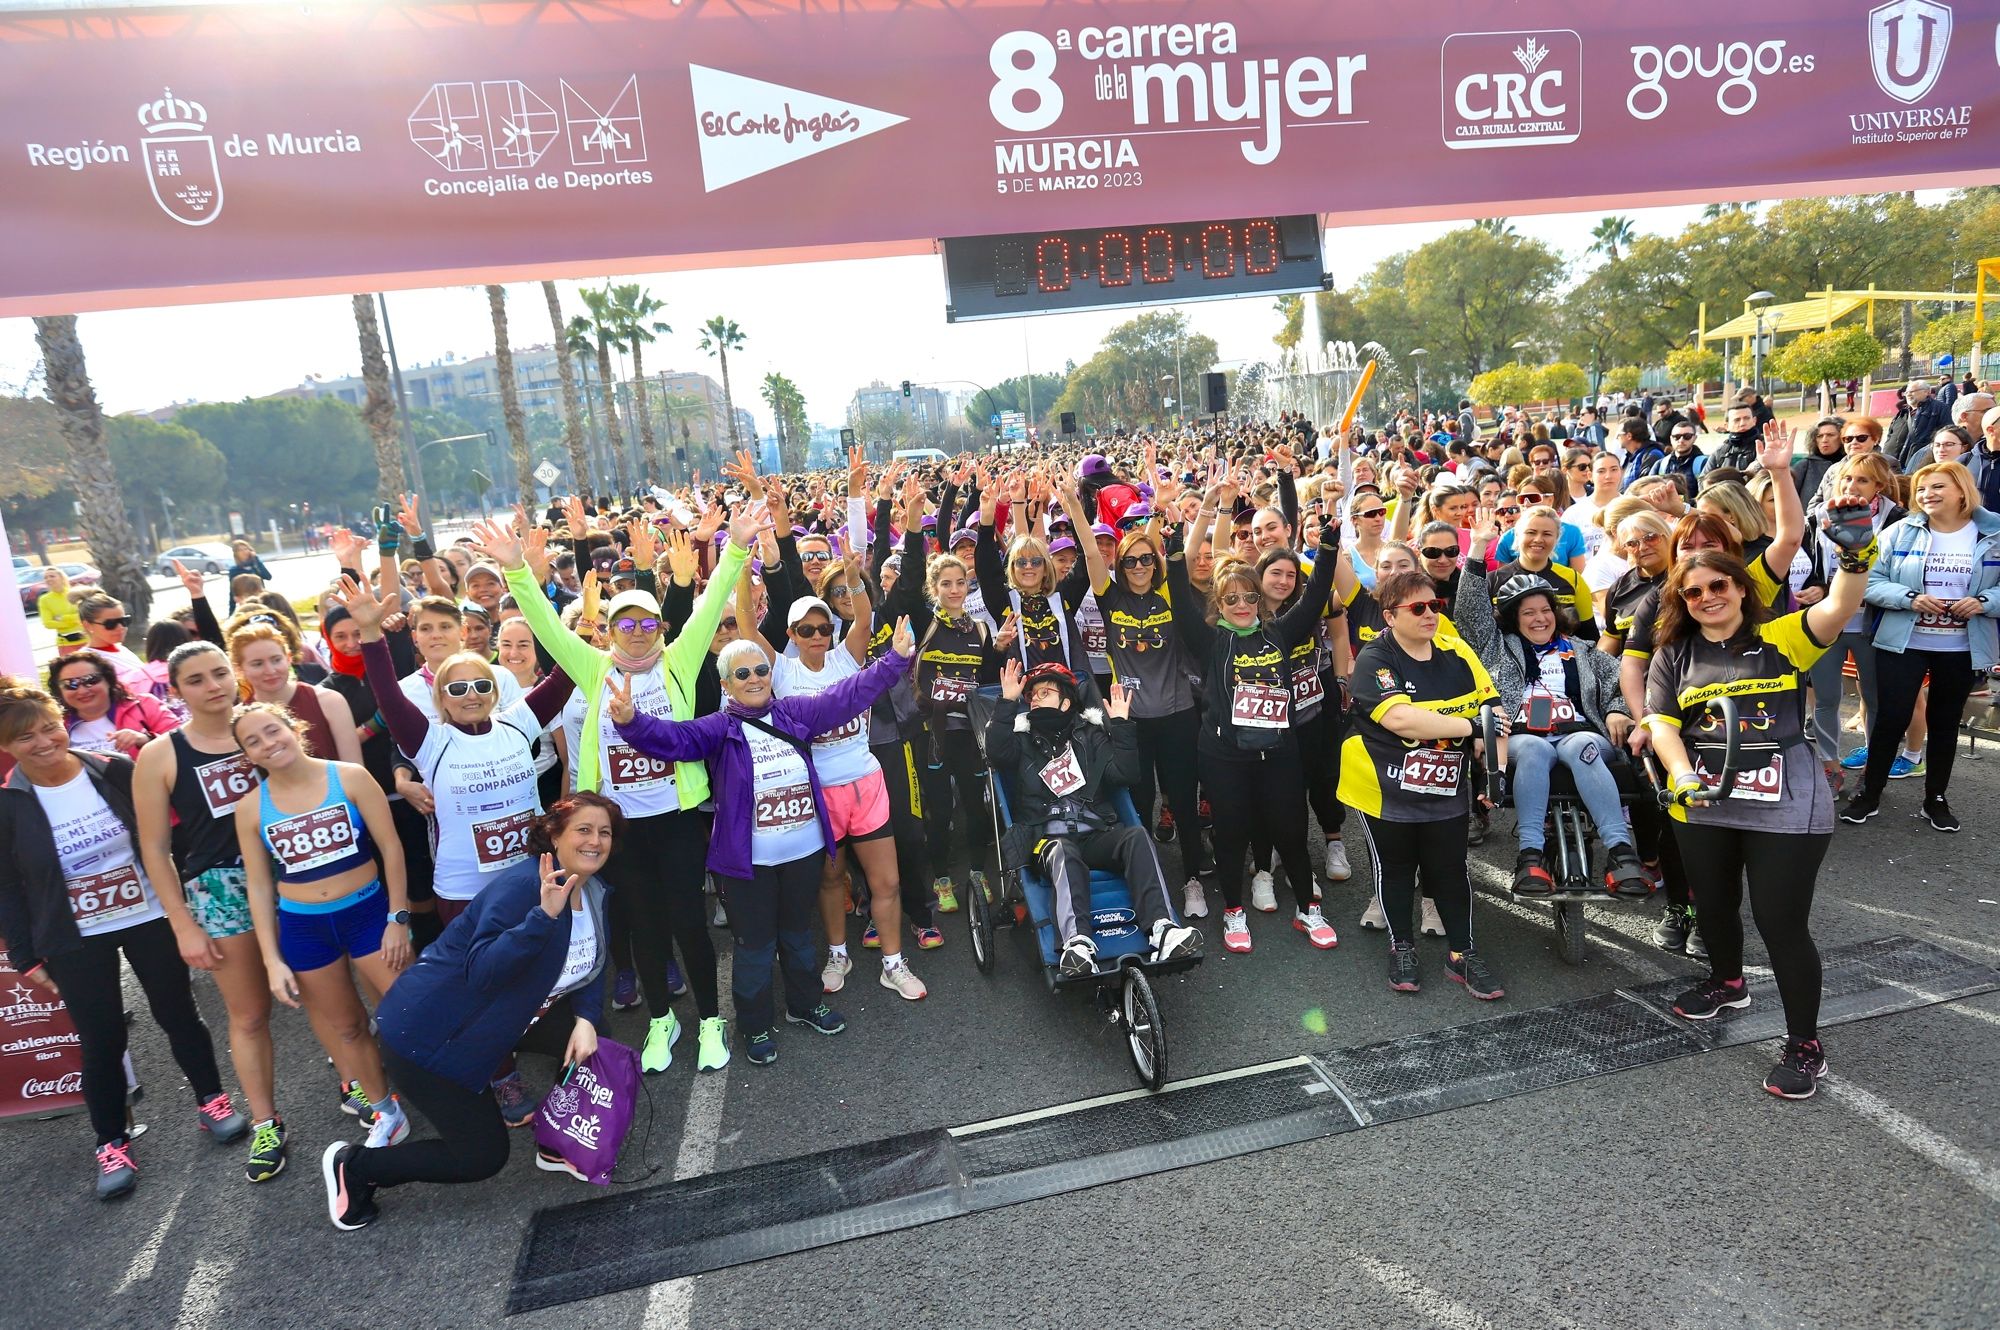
[1397,747,1463,797]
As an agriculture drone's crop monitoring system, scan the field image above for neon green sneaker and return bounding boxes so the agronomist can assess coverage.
[641,1010,681,1074]
[696,1016,731,1072]
[933,876,959,914]
[244,1117,287,1184]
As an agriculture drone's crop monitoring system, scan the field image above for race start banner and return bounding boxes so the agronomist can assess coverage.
[0,955,86,1120]
[1,0,1996,314]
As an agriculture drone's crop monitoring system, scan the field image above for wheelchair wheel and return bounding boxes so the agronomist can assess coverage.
[1554,897,1587,966]
[968,866,996,974]
[1121,970,1167,1090]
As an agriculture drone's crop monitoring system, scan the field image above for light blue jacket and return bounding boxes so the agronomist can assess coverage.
[1863,508,2000,670]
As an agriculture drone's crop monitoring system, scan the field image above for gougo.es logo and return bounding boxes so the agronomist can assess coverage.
[1626,40,1815,120]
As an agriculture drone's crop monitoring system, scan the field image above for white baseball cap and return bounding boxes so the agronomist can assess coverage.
[786,596,834,630]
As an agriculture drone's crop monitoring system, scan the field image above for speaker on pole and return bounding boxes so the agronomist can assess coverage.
[1060,411,1077,436]
[1202,372,1228,415]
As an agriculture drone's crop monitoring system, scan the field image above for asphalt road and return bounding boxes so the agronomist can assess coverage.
[6,726,1998,1329]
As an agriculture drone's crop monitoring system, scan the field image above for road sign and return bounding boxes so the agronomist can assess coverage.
[988,413,1001,427]
[533,459,559,487]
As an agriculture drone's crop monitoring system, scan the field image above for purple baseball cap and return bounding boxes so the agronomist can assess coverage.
[1077,454,1111,479]
[1048,535,1078,555]
[949,526,978,549]
[921,514,937,529]
[1090,522,1116,540]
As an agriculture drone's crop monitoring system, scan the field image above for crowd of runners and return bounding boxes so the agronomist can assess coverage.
[4,379,1999,1229]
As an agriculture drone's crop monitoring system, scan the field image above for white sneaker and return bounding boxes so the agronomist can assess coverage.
[1360,896,1387,930]
[362,1096,408,1149]
[821,951,852,993]
[1221,908,1253,954]
[879,959,927,1000]
[1150,919,1203,961]
[1181,879,1209,919]
[1294,905,1338,950]
[1250,871,1278,913]
[1058,935,1098,977]
[1420,897,1446,937]
[1325,840,1352,882]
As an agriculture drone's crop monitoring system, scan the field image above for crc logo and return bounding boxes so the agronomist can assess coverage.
[1627,41,1816,120]
[1870,0,1952,103]
[1441,30,1581,150]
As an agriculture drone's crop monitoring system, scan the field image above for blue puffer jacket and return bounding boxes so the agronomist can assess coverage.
[375,859,609,1092]
[1862,507,2000,671]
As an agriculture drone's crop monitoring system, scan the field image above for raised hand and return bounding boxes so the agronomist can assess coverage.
[664,528,699,586]
[1756,421,1794,473]
[625,517,659,571]
[721,449,759,491]
[396,491,424,537]
[329,526,364,569]
[728,501,775,551]
[605,670,637,724]
[467,516,525,570]
[999,657,1024,700]
[1105,681,1132,719]
[891,614,915,658]
[847,445,868,499]
[522,521,552,585]
[564,494,589,539]
[993,610,1020,654]
[538,853,573,919]
[172,558,205,601]
[329,572,394,637]
[692,502,725,548]
[580,570,601,630]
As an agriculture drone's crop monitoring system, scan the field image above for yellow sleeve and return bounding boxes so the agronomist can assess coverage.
[1457,636,1500,703]
[1760,611,1828,671]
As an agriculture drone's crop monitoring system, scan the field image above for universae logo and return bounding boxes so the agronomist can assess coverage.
[1440,30,1581,150]
[1869,0,1952,104]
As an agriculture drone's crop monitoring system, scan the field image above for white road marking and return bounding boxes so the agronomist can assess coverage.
[951,1055,1317,1136]
[1820,1070,2000,1205]
[115,1183,185,1292]
[171,1256,228,1330]
[1335,1246,1500,1330]
[642,951,733,1330]
[1936,1001,2000,1030]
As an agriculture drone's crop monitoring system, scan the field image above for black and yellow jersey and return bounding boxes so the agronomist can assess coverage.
[1493,557,1597,639]
[1343,582,1458,654]
[1339,631,1497,822]
[1606,567,1664,657]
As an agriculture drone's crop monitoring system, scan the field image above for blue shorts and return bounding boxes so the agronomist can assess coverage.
[277,880,385,972]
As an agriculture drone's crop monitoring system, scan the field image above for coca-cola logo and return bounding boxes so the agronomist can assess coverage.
[22,1071,82,1098]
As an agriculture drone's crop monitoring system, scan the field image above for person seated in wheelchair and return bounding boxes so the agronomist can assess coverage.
[1461,569,1651,897]
[984,660,1202,977]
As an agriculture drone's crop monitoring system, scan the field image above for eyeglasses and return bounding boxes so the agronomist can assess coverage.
[1219,592,1260,608]
[729,662,773,681]
[1390,599,1449,616]
[1420,546,1458,561]
[613,617,661,635]
[59,675,107,691]
[1566,463,1591,472]
[1010,556,1044,571]
[92,616,131,630]
[823,584,852,600]
[1119,552,1158,570]
[1842,434,1872,443]
[800,549,833,562]
[1679,578,1735,603]
[792,622,835,639]
[1672,432,1696,441]
[718,617,738,632]
[442,677,496,697]
[1623,531,1665,549]
[1353,508,1387,521]
[1494,506,1521,518]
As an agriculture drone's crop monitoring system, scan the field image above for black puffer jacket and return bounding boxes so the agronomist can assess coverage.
[983,696,1140,866]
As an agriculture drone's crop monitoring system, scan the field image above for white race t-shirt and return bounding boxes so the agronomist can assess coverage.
[772,650,877,788]
[552,892,600,1000]
[1563,500,1610,558]
[414,700,544,901]
[595,667,679,817]
[33,767,164,937]
[1912,523,1978,651]
[67,716,120,755]
[746,725,820,866]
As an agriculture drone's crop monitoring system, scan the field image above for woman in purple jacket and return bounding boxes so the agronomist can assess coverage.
[606,618,915,1067]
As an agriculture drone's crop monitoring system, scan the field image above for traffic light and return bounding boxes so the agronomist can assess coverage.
[901,380,911,397]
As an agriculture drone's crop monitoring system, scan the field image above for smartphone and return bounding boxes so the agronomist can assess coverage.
[1525,695,1554,732]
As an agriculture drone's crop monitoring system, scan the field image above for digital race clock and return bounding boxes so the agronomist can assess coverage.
[940,215,1326,322]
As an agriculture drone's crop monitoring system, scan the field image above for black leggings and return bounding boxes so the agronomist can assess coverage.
[1862,646,1977,800]
[1361,813,1474,951]
[1131,708,1203,879]
[1254,705,1344,872]
[1628,797,1691,909]
[347,1046,509,1190]
[602,808,717,1020]
[1204,744,1313,912]
[43,917,223,1146]
[1672,822,1828,1040]
[857,739,934,928]
[921,727,994,873]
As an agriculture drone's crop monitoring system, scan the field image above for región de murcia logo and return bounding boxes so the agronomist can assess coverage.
[138,87,224,226]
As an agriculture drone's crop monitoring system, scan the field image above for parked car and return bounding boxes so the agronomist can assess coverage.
[17,560,100,612]
[154,543,232,576]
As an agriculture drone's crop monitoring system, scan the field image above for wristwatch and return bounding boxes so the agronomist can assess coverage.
[387,909,412,926]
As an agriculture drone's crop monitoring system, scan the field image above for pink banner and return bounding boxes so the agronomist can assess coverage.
[1,1,1996,315]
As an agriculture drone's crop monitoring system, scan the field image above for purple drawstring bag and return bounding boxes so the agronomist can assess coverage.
[532,1036,641,1186]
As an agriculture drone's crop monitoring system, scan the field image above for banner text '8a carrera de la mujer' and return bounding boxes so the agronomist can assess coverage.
[1,0,1996,316]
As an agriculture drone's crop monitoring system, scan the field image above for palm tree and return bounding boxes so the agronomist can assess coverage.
[658,391,708,475]
[609,283,671,486]
[698,316,748,452]
[1473,217,1518,238]
[351,294,405,495]
[1588,216,1636,263]
[32,315,152,627]
[1702,201,1758,219]
[485,284,533,508]
[570,287,630,496]
[760,372,809,472]
[543,281,591,495]
[561,315,606,492]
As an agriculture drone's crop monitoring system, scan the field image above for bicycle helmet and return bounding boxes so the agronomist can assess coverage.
[1493,573,1558,619]
[1021,661,1081,709]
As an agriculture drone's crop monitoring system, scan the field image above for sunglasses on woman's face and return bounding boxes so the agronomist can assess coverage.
[792,622,835,639]
[59,674,107,691]
[1119,552,1157,570]
[1219,592,1260,608]
[1353,508,1387,521]
[730,662,773,682]
[718,617,738,632]
[1679,578,1734,603]
[1495,506,1521,518]
[443,677,496,697]
[1391,599,1449,616]
[1842,434,1872,444]
[92,616,131,630]
[800,549,834,563]
[614,617,661,635]
[1420,546,1458,561]
[824,584,852,600]
[1011,556,1045,571]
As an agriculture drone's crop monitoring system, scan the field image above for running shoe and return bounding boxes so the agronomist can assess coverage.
[534,1148,587,1182]
[1058,935,1097,977]
[1603,844,1653,897]
[1512,848,1555,896]
[1250,871,1278,913]
[363,1095,409,1148]
[933,877,960,914]
[666,958,688,999]
[1359,897,1388,931]
[880,960,928,999]
[1652,904,1693,953]
[1150,920,1203,961]
[1763,1038,1827,1100]
[1221,908,1253,953]
[642,1010,681,1074]
[195,1091,249,1143]
[1181,879,1210,919]
[1419,897,1446,937]
[696,1016,730,1071]
[1839,746,1869,771]
[611,967,641,1011]
[862,923,881,949]
[786,1003,847,1036]
[745,1030,778,1066]
[492,1072,538,1128]
[1325,839,1352,882]
[1467,809,1490,847]
[711,895,729,929]
[320,1142,378,1231]
[95,1138,137,1201]
[1294,905,1338,949]
[913,925,945,950]
[1686,919,1709,962]
[244,1117,287,1184]
[1840,791,1880,823]
[821,951,852,993]
[1923,795,1961,833]
[1672,977,1750,1021]
[1153,805,1176,843]
[1446,948,1504,1000]
[1889,754,1923,780]
[1386,943,1421,993]
[339,1079,371,1119]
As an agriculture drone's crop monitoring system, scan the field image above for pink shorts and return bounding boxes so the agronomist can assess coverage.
[821,768,892,843]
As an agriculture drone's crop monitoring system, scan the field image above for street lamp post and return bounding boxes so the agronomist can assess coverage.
[1746,290,1776,396]
[1159,373,1176,420]
[1408,348,1427,420]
